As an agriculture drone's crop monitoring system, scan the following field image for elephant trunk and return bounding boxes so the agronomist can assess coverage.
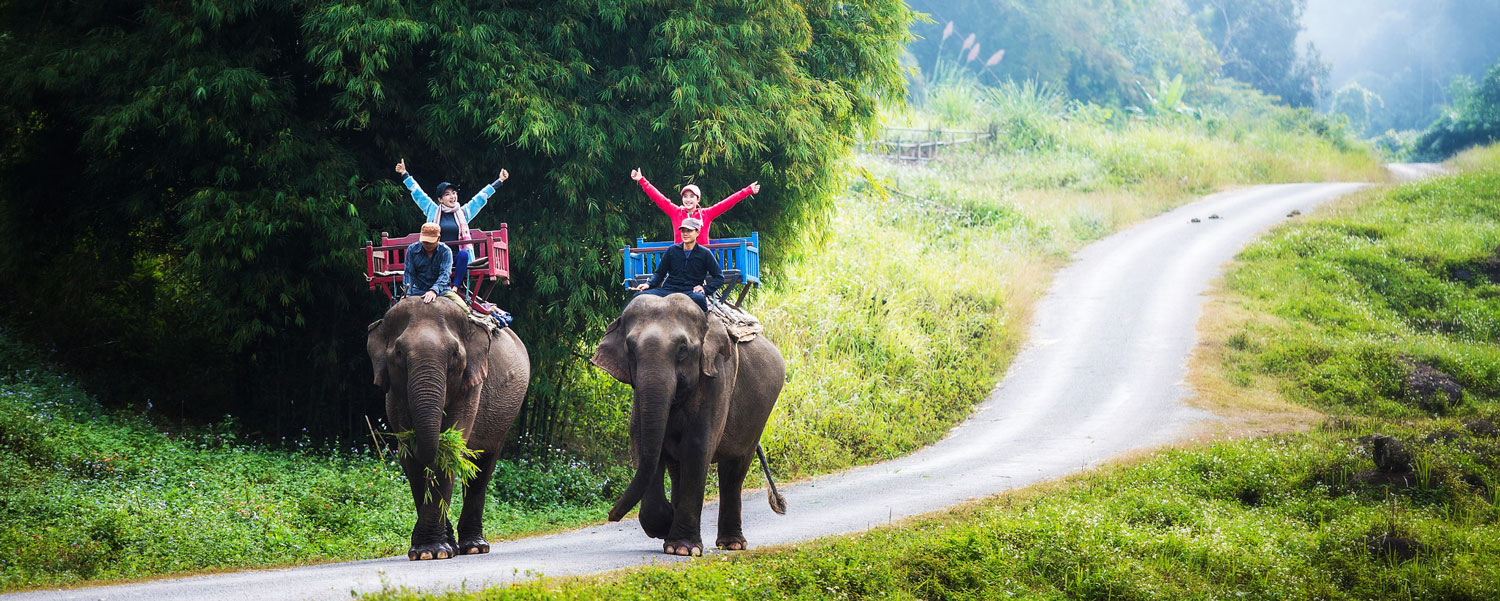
[608,367,674,521]
[407,361,448,467]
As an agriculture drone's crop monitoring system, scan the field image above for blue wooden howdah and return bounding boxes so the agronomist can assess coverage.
[621,232,761,292]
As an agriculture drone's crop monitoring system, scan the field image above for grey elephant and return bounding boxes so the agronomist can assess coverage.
[367,297,529,560]
[591,294,787,556]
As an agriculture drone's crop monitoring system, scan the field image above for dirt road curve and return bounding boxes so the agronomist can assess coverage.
[1387,162,1447,181]
[7,182,1370,601]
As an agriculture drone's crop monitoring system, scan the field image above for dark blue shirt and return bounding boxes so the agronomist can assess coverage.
[649,244,724,296]
[438,212,461,242]
[403,241,453,296]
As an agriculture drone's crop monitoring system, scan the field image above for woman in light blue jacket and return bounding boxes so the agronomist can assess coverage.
[394,159,509,294]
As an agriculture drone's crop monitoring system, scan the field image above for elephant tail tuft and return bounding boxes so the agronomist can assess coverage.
[757,444,787,515]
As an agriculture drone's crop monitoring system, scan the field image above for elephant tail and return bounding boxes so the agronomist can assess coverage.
[757,444,787,515]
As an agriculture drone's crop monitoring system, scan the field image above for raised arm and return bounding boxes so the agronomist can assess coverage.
[462,168,509,222]
[633,169,677,214]
[703,181,758,219]
[395,158,438,215]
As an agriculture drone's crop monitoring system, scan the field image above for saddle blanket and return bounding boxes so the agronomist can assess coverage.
[707,297,763,342]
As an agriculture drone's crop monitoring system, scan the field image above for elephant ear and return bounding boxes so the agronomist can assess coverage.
[700,318,734,378]
[366,319,391,390]
[590,317,631,384]
[462,319,493,392]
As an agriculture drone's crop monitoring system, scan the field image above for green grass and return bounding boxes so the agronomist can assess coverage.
[1218,162,1500,419]
[0,336,625,590]
[366,424,1500,601]
[356,151,1500,600]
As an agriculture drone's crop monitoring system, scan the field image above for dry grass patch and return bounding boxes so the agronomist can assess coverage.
[1186,285,1323,440]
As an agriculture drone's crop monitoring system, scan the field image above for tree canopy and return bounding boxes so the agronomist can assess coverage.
[0,1,914,440]
[1184,0,1329,107]
[1412,58,1500,159]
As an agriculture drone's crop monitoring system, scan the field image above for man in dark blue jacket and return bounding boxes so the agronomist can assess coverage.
[404,222,453,303]
[632,218,723,312]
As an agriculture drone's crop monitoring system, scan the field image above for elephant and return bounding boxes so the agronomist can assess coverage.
[590,293,787,556]
[367,296,529,560]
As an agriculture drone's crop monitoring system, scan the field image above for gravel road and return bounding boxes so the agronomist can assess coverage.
[7,182,1371,601]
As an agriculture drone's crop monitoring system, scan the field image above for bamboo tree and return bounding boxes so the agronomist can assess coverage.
[0,0,915,443]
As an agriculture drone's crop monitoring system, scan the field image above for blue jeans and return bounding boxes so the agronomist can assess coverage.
[451,249,470,294]
[634,288,708,312]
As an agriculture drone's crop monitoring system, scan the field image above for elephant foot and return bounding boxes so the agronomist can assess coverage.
[663,540,703,557]
[407,541,456,561]
[716,535,747,551]
[458,537,490,555]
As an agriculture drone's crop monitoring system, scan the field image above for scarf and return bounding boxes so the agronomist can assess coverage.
[437,202,471,242]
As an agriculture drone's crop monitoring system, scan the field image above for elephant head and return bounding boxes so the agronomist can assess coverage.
[368,297,494,466]
[591,294,732,521]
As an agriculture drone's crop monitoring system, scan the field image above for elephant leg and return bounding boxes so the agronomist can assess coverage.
[402,459,458,561]
[639,455,674,539]
[663,446,709,556]
[456,450,499,555]
[715,457,753,551]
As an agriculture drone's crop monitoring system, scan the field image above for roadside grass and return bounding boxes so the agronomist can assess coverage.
[367,424,1500,601]
[359,153,1500,600]
[0,336,625,591]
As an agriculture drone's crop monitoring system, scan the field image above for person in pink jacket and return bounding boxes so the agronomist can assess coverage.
[630,168,760,244]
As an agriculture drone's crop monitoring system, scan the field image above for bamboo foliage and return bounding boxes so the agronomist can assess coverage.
[0,0,915,441]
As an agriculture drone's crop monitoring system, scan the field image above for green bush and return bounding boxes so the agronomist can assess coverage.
[490,446,628,510]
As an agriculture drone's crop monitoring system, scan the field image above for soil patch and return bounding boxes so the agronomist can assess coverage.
[1400,358,1463,414]
[1464,418,1497,438]
[1447,245,1500,284]
[1365,533,1427,562]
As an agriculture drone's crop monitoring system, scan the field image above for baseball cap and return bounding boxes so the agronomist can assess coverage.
[435,182,458,196]
[419,222,441,243]
[681,184,702,197]
[679,217,703,231]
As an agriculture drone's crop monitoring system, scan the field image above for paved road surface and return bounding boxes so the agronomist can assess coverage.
[1386,162,1447,181]
[8,182,1370,601]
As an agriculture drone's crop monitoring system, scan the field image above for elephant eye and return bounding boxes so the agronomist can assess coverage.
[676,346,691,362]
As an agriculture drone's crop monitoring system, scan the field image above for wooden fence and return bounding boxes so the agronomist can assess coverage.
[865,125,998,161]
